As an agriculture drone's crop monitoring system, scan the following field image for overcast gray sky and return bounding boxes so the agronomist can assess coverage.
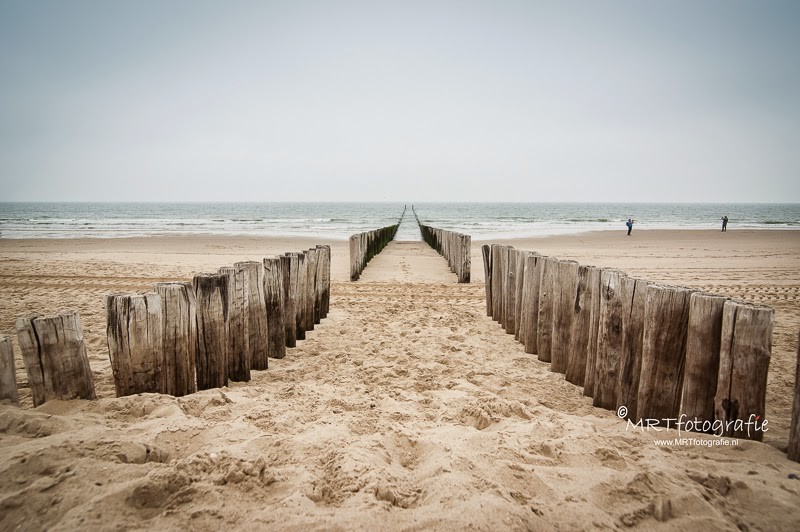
[1,0,798,202]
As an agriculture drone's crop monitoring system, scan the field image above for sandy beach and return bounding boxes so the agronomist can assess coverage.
[1,229,799,530]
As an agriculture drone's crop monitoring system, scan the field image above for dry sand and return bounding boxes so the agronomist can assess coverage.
[1,229,799,530]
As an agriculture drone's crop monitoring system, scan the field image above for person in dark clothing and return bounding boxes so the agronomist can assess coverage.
[626,218,633,236]
[721,216,728,232]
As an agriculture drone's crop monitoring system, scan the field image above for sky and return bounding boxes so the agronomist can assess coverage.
[0,0,798,202]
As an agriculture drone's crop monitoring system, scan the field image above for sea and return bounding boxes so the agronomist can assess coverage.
[0,202,798,241]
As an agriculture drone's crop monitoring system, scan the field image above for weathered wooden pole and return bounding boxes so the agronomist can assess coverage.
[681,293,727,429]
[714,300,773,441]
[513,250,528,341]
[0,336,19,405]
[155,282,197,397]
[218,266,251,382]
[582,267,603,398]
[234,261,269,371]
[614,277,649,420]
[317,245,331,318]
[105,294,164,397]
[296,253,308,340]
[504,247,516,335]
[565,264,596,386]
[303,248,317,333]
[482,244,492,317]
[592,269,626,409]
[491,245,503,322]
[522,253,542,355]
[536,257,558,363]
[636,285,695,423]
[16,311,96,406]
[349,234,359,282]
[789,331,800,461]
[192,273,228,390]
[551,259,579,375]
[282,253,299,346]
[263,257,286,359]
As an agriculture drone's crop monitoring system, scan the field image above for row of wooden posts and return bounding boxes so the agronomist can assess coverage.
[349,211,403,281]
[0,246,331,407]
[482,245,787,448]
[413,207,471,283]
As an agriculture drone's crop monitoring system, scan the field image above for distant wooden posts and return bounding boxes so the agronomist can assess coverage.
[0,336,18,405]
[789,331,800,462]
[714,300,773,441]
[349,222,400,281]
[155,282,197,397]
[192,273,229,390]
[106,293,164,397]
[219,266,251,382]
[235,261,269,371]
[263,257,286,360]
[681,293,727,428]
[417,223,471,283]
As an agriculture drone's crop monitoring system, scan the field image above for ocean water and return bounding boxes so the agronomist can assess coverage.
[0,202,798,240]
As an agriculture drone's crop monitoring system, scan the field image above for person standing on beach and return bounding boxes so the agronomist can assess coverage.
[721,216,728,232]
[626,218,634,236]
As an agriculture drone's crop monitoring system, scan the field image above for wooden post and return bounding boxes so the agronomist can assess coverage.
[565,264,595,386]
[192,273,228,390]
[263,257,286,359]
[714,300,773,441]
[219,266,251,382]
[614,277,649,420]
[491,245,503,322]
[16,312,96,406]
[636,285,694,422]
[681,293,727,429]
[551,260,578,374]
[583,266,603,398]
[312,246,325,325]
[522,253,542,355]
[482,245,492,317]
[504,247,516,335]
[789,331,800,461]
[234,261,268,371]
[314,245,330,318]
[592,269,626,409]
[282,253,299,346]
[0,336,19,405]
[304,249,317,333]
[105,294,164,397]
[155,282,197,397]
[296,253,307,340]
[514,250,528,341]
[537,257,558,362]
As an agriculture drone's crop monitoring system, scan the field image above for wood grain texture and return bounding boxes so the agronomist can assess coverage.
[155,282,197,397]
[0,336,18,405]
[714,300,772,441]
[637,284,695,423]
[105,293,163,397]
[192,273,228,390]
[219,266,251,382]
